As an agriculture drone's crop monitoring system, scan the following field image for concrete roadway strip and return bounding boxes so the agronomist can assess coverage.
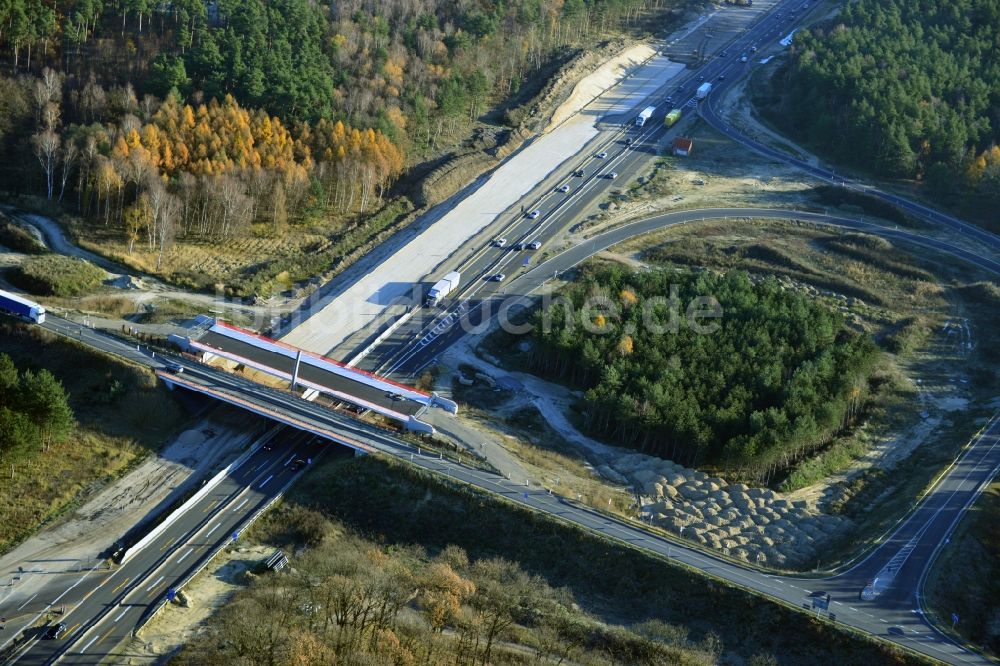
[61,444,298,659]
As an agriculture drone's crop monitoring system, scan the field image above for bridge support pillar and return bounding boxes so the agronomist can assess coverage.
[291,350,303,390]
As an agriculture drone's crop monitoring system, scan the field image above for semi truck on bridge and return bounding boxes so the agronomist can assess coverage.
[0,289,46,323]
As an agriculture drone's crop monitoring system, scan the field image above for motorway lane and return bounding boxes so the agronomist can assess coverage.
[26,301,1000,664]
[347,2,811,369]
[157,355,1000,664]
[5,429,318,665]
[376,206,1000,377]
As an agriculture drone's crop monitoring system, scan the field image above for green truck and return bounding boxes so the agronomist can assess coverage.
[664,109,682,128]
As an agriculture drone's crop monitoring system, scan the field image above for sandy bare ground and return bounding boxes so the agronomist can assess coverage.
[113,544,272,665]
[0,409,259,630]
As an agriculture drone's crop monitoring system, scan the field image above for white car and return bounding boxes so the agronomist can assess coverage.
[606,172,618,179]
[526,209,541,219]
[489,273,506,282]
[557,184,571,193]
[527,241,541,250]
[596,151,608,159]
[494,238,507,247]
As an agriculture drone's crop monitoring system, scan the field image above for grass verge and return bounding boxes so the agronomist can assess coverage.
[0,322,190,551]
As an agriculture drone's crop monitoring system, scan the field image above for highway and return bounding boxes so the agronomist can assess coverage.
[2,427,324,665]
[4,1,998,662]
[364,205,1000,377]
[349,0,1000,374]
[14,307,999,664]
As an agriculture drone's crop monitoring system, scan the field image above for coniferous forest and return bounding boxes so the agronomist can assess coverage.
[766,0,1000,216]
[525,267,879,483]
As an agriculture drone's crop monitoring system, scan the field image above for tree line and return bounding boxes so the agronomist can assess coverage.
[0,352,74,460]
[770,0,1000,213]
[523,266,879,484]
[175,509,718,666]
[2,67,403,264]
[1,0,665,156]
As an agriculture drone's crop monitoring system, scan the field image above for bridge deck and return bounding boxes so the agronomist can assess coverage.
[194,324,426,417]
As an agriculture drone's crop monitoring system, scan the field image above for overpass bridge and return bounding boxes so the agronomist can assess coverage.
[171,320,456,433]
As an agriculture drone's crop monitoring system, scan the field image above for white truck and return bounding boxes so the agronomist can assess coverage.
[696,82,712,100]
[425,271,461,306]
[0,289,46,323]
[635,106,656,127]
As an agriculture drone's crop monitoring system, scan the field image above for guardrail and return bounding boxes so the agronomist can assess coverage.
[118,426,278,564]
[132,461,306,637]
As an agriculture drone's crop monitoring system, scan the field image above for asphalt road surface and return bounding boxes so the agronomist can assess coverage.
[365,206,1000,377]
[3,428,326,665]
[15,315,999,664]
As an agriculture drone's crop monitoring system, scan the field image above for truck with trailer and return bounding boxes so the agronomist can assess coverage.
[696,82,712,100]
[425,271,461,306]
[664,109,682,127]
[0,289,46,323]
[635,106,656,127]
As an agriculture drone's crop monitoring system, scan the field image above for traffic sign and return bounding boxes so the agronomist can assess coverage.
[167,588,176,602]
[232,531,239,543]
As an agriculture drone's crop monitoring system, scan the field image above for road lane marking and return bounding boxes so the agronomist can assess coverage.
[284,455,295,467]
[203,499,219,513]
[67,622,80,637]
[233,498,250,511]
[16,593,36,610]
[145,575,165,593]
[114,607,129,622]
[111,577,130,594]
[79,632,102,652]
[259,474,274,489]
[206,522,222,537]
[849,607,858,611]
[177,548,194,564]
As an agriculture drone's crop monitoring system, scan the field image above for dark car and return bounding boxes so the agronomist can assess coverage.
[164,362,184,374]
[262,439,275,451]
[290,458,307,472]
[45,623,67,640]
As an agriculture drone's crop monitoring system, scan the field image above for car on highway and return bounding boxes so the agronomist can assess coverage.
[750,45,758,52]
[514,242,526,250]
[698,75,704,81]
[606,172,618,179]
[624,137,633,146]
[489,273,506,282]
[740,54,748,62]
[573,169,585,177]
[665,96,673,104]
[595,151,608,159]
[717,74,725,80]
[527,241,541,250]
[676,85,684,91]
[263,438,276,451]
[44,623,67,640]
[557,184,571,193]
[493,238,507,247]
[290,458,307,472]
[526,209,541,219]
[164,362,184,373]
